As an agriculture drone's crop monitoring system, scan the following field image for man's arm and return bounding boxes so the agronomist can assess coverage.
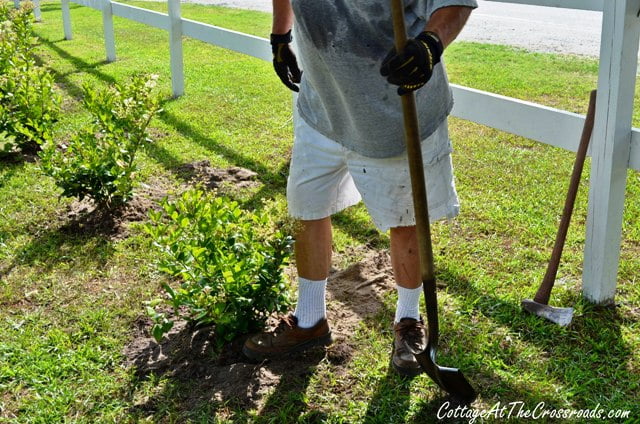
[272,0,294,34]
[425,6,473,49]
[271,0,301,92]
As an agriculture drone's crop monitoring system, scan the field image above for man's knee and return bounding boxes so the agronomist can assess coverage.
[390,225,417,240]
[295,217,332,234]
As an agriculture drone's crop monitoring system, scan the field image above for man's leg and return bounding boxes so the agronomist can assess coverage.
[242,217,334,360]
[295,217,332,280]
[243,114,362,361]
[389,225,426,376]
[293,217,332,328]
[390,225,420,289]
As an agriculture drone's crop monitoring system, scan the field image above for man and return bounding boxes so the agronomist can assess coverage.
[243,0,477,377]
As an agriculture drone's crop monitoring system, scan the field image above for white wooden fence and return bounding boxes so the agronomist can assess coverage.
[33,0,640,304]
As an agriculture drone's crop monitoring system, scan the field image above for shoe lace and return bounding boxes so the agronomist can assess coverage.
[397,320,426,350]
[273,315,297,334]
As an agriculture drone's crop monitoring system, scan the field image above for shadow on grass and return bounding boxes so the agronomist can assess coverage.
[36,39,117,96]
[0,210,117,279]
[38,2,83,13]
[254,362,329,424]
[0,156,27,189]
[437,266,637,411]
[363,361,413,424]
[0,160,117,278]
[130,351,328,423]
[125,315,329,422]
[323,259,636,421]
[0,150,40,165]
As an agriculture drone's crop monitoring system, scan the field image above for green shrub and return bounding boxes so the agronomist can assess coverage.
[0,1,60,154]
[39,74,161,207]
[144,189,293,346]
[0,1,35,68]
[0,65,60,153]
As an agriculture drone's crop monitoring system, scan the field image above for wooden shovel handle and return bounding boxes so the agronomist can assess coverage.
[390,0,440,345]
[534,90,597,305]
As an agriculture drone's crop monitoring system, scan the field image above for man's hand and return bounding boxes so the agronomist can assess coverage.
[271,30,302,92]
[380,31,443,95]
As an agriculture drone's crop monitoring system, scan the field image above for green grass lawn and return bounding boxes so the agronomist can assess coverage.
[1,2,639,422]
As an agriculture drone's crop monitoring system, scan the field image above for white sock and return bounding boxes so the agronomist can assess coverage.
[293,277,327,328]
[394,284,422,324]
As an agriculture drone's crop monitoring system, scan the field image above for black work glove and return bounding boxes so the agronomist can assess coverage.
[380,31,443,96]
[270,30,302,92]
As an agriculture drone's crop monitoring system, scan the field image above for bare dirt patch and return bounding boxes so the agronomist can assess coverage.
[175,160,259,191]
[58,162,260,240]
[59,176,171,240]
[326,250,394,338]
[123,250,395,412]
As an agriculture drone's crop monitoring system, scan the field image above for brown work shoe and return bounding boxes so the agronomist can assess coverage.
[392,317,427,377]
[243,315,333,361]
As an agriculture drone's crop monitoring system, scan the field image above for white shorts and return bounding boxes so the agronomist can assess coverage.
[287,115,460,232]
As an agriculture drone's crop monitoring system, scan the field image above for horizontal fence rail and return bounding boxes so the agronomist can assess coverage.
[181,18,271,62]
[111,2,168,30]
[40,0,640,304]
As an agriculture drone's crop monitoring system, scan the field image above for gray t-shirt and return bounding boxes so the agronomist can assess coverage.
[291,0,478,158]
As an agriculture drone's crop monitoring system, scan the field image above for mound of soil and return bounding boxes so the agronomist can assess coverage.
[175,160,259,191]
[59,162,260,240]
[123,250,395,411]
[60,177,170,240]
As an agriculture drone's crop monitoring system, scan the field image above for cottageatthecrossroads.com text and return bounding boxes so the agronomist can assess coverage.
[438,401,632,422]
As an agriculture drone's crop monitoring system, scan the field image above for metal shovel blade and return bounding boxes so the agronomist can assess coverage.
[407,342,477,404]
[521,299,574,327]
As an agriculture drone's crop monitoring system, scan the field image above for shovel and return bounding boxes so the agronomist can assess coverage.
[522,89,597,326]
[390,0,476,404]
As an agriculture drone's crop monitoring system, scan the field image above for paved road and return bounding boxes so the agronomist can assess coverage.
[191,0,604,57]
[459,1,602,56]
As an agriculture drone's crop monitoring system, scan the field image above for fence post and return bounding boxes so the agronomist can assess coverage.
[13,0,40,22]
[583,0,640,304]
[168,0,184,97]
[61,0,72,40]
[102,0,116,62]
[33,0,41,21]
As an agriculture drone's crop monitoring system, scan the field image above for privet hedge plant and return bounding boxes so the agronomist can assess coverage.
[145,189,293,346]
[0,1,60,154]
[39,74,161,208]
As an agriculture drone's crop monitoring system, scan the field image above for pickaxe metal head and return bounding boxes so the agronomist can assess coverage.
[521,299,574,327]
